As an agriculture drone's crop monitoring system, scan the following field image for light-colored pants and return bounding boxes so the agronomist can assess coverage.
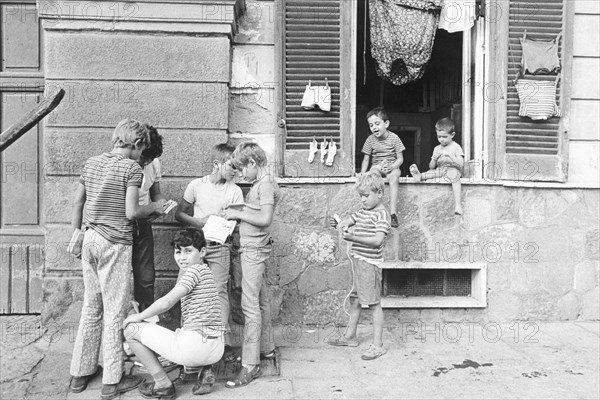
[205,244,232,346]
[70,229,133,384]
[137,323,224,367]
[240,242,275,366]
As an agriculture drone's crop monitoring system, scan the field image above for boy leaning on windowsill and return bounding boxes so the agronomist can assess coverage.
[328,171,391,361]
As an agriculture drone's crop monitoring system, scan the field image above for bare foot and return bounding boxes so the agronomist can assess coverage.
[409,164,422,182]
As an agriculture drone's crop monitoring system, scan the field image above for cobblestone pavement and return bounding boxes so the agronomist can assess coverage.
[1,317,599,399]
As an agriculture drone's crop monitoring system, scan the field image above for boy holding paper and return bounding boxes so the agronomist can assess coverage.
[175,143,243,360]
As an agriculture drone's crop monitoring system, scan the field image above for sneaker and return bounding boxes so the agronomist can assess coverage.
[326,336,359,347]
[101,375,143,400]
[192,365,215,395]
[361,344,387,360]
[390,214,399,228]
[138,380,176,400]
[68,366,102,393]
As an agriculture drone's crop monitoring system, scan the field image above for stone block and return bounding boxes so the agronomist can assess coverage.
[509,262,545,292]
[41,277,84,323]
[383,230,398,261]
[581,286,600,320]
[462,188,493,231]
[487,262,511,290]
[326,263,351,291]
[570,100,600,140]
[572,58,600,99]
[472,223,525,263]
[397,224,428,262]
[583,190,600,218]
[291,228,338,269]
[234,1,275,44]
[328,185,361,218]
[518,290,558,320]
[495,189,518,221]
[229,88,277,135]
[153,227,182,271]
[517,189,547,228]
[422,190,458,234]
[297,266,328,296]
[277,284,303,325]
[557,292,581,320]
[397,190,420,226]
[275,186,331,227]
[44,225,81,272]
[46,80,229,130]
[44,178,80,224]
[585,229,599,260]
[302,290,347,326]
[569,141,600,183]
[545,190,581,220]
[231,45,274,86]
[44,129,112,175]
[46,32,230,82]
[541,263,574,296]
[271,222,302,286]
[486,291,520,322]
[574,260,599,292]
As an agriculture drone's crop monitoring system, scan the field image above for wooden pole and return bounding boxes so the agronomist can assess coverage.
[0,89,65,152]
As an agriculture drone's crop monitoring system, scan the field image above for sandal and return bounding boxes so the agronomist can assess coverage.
[192,366,215,395]
[225,365,262,389]
[327,336,359,347]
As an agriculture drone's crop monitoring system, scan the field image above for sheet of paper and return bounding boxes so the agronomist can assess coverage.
[202,215,237,244]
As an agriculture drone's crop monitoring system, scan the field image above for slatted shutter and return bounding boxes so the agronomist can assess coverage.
[496,0,572,181]
[279,0,354,177]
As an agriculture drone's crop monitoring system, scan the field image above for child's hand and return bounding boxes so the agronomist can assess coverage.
[381,164,393,174]
[221,208,239,220]
[123,313,144,329]
[328,216,338,228]
[341,230,353,241]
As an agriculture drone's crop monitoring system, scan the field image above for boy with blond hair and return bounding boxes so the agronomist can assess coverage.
[175,143,243,363]
[361,107,405,227]
[328,172,391,360]
[221,142,279,388]
[410,117,464,215]
[67,119,164,400]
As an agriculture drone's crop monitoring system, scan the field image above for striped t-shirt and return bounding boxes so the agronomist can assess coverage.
[362,131,405,166]
[80,153,143,245]
[350,208,391,265]
[177,263,222,337]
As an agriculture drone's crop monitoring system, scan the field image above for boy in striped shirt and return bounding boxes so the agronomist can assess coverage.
[361,107,405,228]
[328,172,391,360]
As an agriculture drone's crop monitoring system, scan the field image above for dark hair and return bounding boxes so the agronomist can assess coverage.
[435,117,455,133]
[212,143,236,164]
[141,125,164,159]
[170,228,206,251]
[367,107,389,122]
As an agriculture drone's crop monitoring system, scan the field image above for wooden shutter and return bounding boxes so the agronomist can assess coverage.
[278,0,354,177]
[494,0,572,181]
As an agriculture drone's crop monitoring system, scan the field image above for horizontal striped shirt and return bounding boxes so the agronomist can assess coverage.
[177,263,222,337]
[362,131,405,166]
[350,208,390,264]
[80,153,143,245]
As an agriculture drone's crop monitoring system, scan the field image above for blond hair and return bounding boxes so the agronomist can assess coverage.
[355,172,385,193]
[231,141,267,169]
[111,119,150,149]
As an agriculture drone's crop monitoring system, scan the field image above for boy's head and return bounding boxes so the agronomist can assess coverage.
[231,141,267,182]
[211,143,236,182]
[366,107,390,139]
[139,124,163,167]
[111,119,150,160]
[435,118,456,147]
[171,228,207,269]
[355,172,385,210]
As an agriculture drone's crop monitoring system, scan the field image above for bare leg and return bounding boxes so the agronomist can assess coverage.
[124,323,171,389]
[344,297,361,340]
[370,303,384,347]
[388,169,401,215]
[409,164,421,182]
[446,167,463,215]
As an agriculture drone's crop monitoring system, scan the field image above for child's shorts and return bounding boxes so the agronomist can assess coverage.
[350,258,382,306]
[370,163,399,178]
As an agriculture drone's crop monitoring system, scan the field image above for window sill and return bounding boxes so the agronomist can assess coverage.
[381,295,486,309]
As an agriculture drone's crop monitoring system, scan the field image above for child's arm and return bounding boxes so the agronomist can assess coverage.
[123,284,187,326]
[328,214,354,231]
[360,154,371,174]
[342,231,386,247]
[175,200,208,229]
[71,183,86,230]
[149,182,167,204]
[125,186,163,220]
[222,204,274,228]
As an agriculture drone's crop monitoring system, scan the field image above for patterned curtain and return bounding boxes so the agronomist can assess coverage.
[369,0,442,85]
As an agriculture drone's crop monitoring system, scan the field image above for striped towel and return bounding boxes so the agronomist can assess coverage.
[516,78,561,120]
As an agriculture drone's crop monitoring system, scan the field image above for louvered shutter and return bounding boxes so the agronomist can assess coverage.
[497,0,571,181]
[279,0,354,177]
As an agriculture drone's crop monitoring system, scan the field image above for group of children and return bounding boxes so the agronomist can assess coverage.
[67,107,465,399]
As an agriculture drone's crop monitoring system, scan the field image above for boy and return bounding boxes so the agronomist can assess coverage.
[123,228,224,399]
[328,172,390,360]
[67,119,164,400]
[409,117,464,215]
[134,124,166,312]
[175,143,243,360]
[221,142,279,388]
[361,107,405,228]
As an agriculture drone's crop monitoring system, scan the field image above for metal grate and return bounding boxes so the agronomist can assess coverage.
[506,0,563,155]
[383,269,471,297]
[283,0,342,150]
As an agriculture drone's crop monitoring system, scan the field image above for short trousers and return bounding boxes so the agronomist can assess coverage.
[350,258,382,306]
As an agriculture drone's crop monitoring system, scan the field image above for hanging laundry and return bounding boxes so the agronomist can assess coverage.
[369,0,442,86]
[516,77,561,120]
[301,81,331,112]
[520,34,561,75]
[438,0,476,33]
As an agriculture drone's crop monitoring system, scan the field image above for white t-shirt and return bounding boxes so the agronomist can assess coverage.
[183,176,243,219]
[139,159,162,206]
